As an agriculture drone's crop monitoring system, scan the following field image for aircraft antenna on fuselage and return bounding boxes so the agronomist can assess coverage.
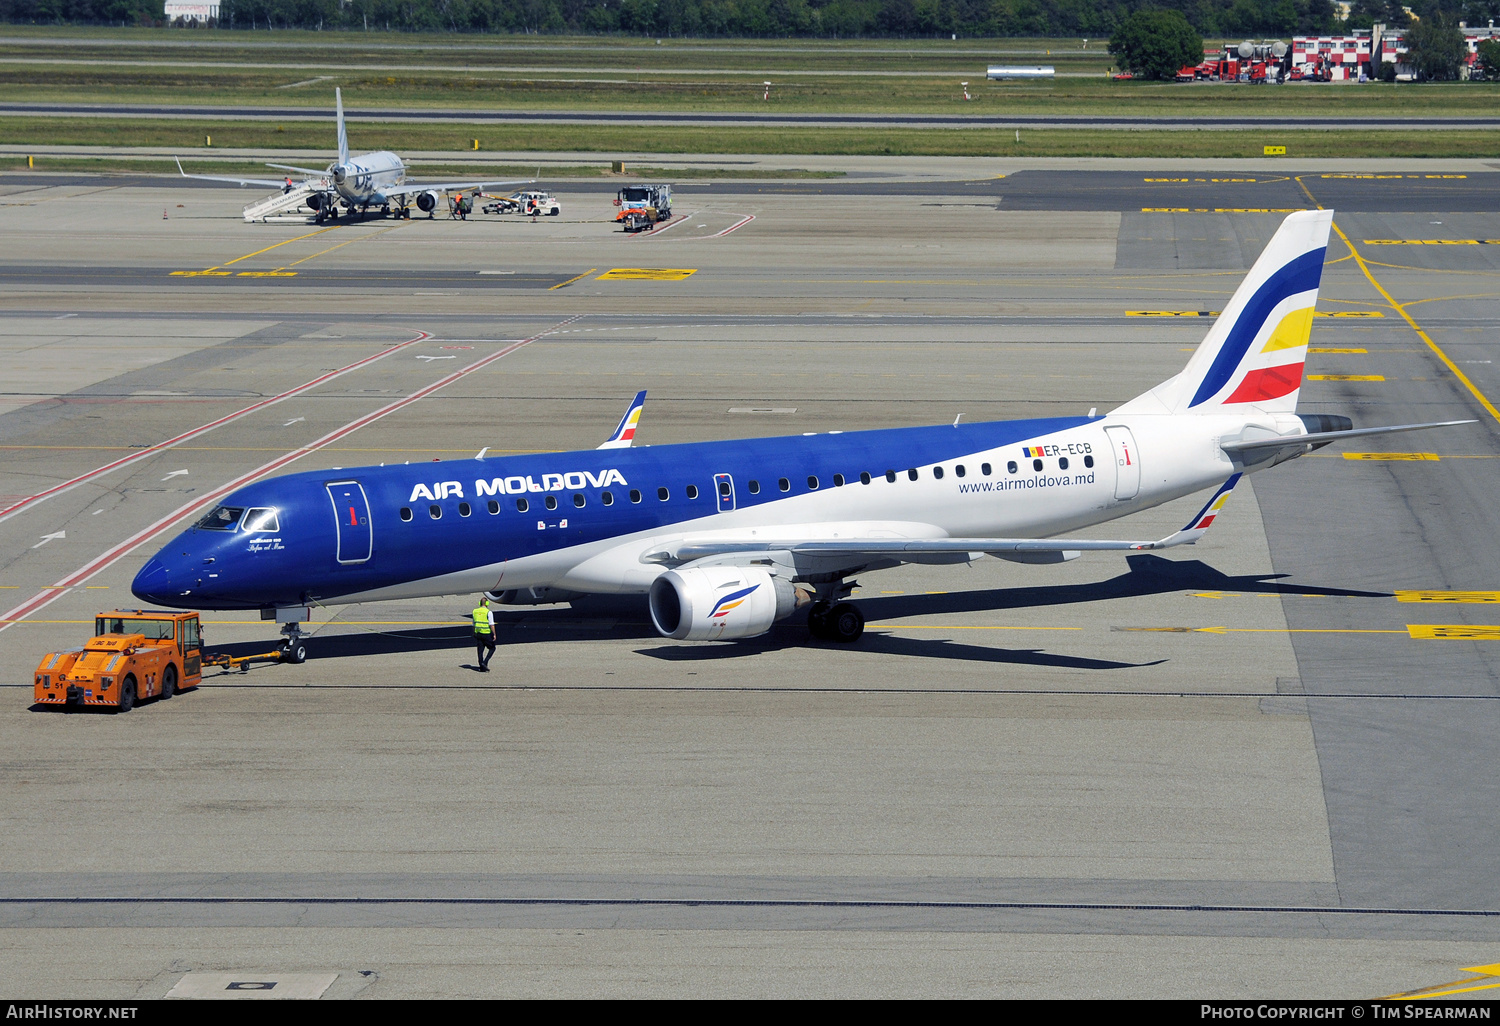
[335,87,349,166]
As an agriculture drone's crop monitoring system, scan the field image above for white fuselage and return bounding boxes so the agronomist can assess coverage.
[331,150,406,206]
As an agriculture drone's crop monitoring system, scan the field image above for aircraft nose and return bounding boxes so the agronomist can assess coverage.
[131,556,174,604]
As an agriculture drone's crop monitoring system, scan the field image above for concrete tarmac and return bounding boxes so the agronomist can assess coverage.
[0,164,1497,999]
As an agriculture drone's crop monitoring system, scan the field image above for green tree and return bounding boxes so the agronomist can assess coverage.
[1475,39,1500,79]
[1108,8,1204,81]
[1405,13,1467,80]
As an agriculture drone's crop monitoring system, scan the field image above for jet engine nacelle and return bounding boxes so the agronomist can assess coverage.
[307,192,327,211]
[649,567,800,641]
[415,191,440,213]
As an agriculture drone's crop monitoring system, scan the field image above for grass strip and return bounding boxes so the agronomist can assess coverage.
[3,119,1499,159]
[4,155,841,178]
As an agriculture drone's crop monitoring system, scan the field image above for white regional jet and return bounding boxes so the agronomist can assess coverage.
[175,88,529,222]
[133,210,1470,656]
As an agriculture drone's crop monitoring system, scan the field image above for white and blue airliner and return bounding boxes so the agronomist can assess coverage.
[132,211,1467,657]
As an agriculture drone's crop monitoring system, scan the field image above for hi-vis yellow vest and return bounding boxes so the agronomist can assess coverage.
[472,607,492,634]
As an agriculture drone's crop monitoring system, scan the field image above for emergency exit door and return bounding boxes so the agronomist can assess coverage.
[326,480,373,564]
[1104,426,1140,500]
[714,473,736,513]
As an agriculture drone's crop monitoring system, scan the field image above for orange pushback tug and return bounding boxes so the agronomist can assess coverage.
[34,610,205,711]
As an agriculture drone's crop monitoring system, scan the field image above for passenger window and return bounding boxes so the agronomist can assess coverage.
[602,491,614,506]
[487,500,500,514]
[516,498,529,513]
[718,480,731,497]
[955,465,966,478]
[1032,459,1043,472]
[242,508,280,533]
[458,502,472,517]
[545,495,558,511]
[686,485,699,500]
[807,476,819,490]
[1084,455,1094,468]
[429,505,441,519]
[885,470,897,483]
[658,487,669,501]
[860,472,871,485]
[933,467,944,480]
[573,493,585,507]
[630,489,642,503]
[833,474,844,487]
[982,463,992,476]
[748,480,760,494]
[1059,457,1069,471]
[907,469,918,481]
[1007,461,1018,474]
[400,507,413,522]
[778,478,790,492]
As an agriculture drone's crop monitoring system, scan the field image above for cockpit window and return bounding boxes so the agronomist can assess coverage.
[195,505,244,531]
[241,508,280,533]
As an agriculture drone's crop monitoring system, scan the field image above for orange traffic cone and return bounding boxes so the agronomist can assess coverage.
[163,209,168,219]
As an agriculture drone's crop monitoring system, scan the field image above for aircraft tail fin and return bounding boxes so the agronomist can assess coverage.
[335,87,349,165]
[1116,209,1333,416]
[598,390,647,449]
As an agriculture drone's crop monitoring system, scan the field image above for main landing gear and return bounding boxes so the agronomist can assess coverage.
[805,581,864,643]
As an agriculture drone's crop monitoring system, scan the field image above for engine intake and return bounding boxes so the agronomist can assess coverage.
[416,191,440,213]
[649,567,801,641]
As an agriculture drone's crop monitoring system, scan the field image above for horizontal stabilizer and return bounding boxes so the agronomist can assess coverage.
[1221,419,1475,453]
[266,162,331,177]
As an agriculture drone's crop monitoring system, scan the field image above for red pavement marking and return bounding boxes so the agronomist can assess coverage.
[0,316,582,632]
[0,330,434,526]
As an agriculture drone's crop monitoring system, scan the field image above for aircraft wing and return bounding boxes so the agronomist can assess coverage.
[645,476,1245,568]
[174,157,290,190]
[379,178,533,199]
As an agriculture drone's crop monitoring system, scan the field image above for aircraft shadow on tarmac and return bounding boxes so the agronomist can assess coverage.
[197,554,1387,672]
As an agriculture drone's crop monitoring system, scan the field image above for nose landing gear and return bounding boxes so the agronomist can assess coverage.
[278,621,308,664]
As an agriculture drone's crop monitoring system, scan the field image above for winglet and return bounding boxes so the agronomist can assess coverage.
[335,87,349,166]
[1145,474,1242,548]
[598,391,647,449]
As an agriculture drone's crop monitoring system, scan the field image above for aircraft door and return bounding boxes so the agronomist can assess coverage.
[1104,426,1140,500]
[714,473,736,513]
[326,480,373,564]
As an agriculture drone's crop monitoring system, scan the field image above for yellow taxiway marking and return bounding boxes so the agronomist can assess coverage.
[1127,310,1219,317]
[1117,626,1405,635]
[549,268,597,290]
[1343,452,1438,461]
[597,268,697,281]
[1326,218,1500,426]
[1364,239,1500,245]
[1308,374,1384,381]
[1406,624,1500,640]
[170,225,339,277]
[1309,347,1368,353]
[1397,590,1500,603]
[1384,963,1500,1000]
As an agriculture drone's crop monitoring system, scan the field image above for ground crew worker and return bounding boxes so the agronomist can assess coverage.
[471,597,496,671]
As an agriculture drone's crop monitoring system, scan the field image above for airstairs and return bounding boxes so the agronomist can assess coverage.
[242,181,327,224]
